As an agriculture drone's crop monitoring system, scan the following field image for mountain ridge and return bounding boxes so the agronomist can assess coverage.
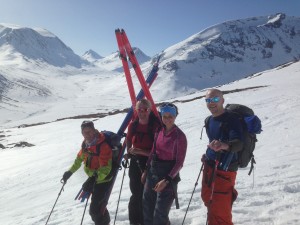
[0,13,300,127]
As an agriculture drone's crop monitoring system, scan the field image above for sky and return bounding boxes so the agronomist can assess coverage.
[1,0,300,57]
[0,59,300,225]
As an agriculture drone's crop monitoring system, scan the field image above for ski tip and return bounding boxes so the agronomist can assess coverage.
[115,28,120,33]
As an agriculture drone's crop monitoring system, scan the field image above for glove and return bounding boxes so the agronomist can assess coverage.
[62,171,73,183]
[82,176,96,193]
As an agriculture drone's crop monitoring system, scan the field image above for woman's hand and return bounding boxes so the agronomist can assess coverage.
[153,179,169,192]
[129,147,150,156]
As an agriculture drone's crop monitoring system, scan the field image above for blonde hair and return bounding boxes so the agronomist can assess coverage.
[136,99,152,109]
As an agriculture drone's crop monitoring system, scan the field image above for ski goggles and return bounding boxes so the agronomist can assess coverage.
[160,103,177,117]
[205,96,220,103]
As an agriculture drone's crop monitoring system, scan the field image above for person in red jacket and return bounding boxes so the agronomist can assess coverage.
[61,120,113,225]
[126,99,161,225]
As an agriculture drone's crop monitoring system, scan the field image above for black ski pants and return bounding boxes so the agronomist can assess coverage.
[128,157,147,225]
[90,180,113,225]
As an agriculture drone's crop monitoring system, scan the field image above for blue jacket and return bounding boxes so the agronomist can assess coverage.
[205,111,243,170]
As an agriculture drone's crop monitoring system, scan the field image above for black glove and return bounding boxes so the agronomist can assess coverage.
[62,171,73,183]
[82,176,96,193]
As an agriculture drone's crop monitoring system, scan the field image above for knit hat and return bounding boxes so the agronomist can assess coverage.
[81,120,95,130]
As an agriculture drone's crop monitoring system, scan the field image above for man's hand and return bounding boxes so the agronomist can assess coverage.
[208,140,229,152]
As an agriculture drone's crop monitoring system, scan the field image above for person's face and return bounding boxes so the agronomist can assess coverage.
[205,91,224,116]
[136,103,151,121]
[82,127,96,143]
[162,112,176,128]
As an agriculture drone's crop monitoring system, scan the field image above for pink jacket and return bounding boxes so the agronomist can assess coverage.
[147,126,187,179]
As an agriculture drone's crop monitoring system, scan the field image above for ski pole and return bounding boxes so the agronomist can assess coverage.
[206,154,220,225]
[182,162,204,225]
[113,159,129,225]
[45,182,65,225]
[80,192,91,225]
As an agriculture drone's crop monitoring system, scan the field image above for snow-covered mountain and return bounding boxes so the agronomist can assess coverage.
[0,23,87,68]
[93,47,151,71]
[154,13,300,98]
[82,49,103,62]
[0,13,300,128]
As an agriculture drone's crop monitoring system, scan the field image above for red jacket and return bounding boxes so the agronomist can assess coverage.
[69,131,113,184]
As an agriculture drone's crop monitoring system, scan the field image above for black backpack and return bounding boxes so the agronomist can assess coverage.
[204,104,262,175]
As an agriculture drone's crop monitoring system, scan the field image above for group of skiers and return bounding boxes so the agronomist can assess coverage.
[61,88,244,225]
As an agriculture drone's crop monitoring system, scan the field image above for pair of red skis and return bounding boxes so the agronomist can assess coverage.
[115,28,160,119]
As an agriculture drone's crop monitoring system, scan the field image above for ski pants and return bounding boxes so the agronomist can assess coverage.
[201,161,238,225]
[128,157,147,225]
[90,180,112,225]
[143,159,176,225]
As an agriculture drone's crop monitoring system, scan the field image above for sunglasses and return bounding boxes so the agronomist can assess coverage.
[136,108,150,113]
[162,115,175,119]
[205,96,220,103]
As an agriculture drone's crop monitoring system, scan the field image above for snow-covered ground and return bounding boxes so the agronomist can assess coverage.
[0,61,300,225]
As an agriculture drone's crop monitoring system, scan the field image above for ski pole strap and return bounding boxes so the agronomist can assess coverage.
[170,181,180,209]
[248,157,256,176]
[121,159,129,168]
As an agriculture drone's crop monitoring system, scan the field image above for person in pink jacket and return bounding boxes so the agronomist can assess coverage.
[141,103,187,225]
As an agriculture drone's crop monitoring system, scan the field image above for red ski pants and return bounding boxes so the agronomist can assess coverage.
[201,162,238,225]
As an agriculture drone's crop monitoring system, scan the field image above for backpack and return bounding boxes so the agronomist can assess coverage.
[131,111,161,141]
[204,104,262,175]
[82,130,123,170]
[100,130,123,168]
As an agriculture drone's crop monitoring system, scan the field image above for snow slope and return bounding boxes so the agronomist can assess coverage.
[0,61,299,225]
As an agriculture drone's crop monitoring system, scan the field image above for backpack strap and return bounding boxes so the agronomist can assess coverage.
[200,116,211,140]
[82,140,105,168]
[131,112,159,141]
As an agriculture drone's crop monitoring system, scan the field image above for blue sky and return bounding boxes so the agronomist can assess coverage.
[1,0,299,57]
